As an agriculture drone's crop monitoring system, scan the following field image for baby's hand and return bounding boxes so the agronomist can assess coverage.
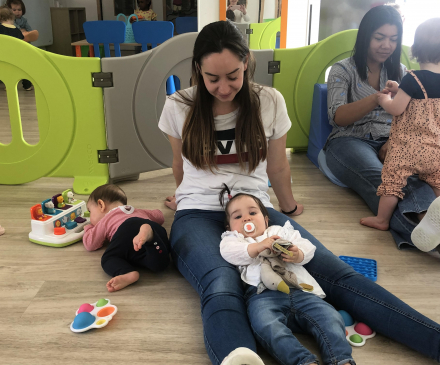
[384,80,399,97]
[133,224,153,251]
[259,235,281,253]
[281,245,304,264]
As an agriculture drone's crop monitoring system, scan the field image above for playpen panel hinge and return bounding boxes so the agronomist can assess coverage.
[98,149,119,164]
[246,29,253,34]
[92,72,113,88]
[268,61,280,74]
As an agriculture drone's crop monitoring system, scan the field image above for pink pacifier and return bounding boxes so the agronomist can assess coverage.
[243,222,256,234]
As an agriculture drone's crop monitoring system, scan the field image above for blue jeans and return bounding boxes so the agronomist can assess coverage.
[170,208,440,364]
[245,286,354,365]
[325,136,436,249]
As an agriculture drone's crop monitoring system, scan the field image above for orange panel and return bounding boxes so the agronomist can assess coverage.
[280,0,288,49]
[219,0,226,21]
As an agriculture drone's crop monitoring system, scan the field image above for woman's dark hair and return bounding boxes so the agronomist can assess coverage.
[352,5,403,81]
[6,0,26,15]
[411,18,440,64]
[175,20,267,173]
[88,184,128,206]
[219,184,269,228]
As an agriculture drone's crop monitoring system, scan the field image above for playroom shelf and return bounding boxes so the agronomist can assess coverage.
[46,7,87,57]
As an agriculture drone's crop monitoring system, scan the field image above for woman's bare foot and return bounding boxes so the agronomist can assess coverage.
[360,216,389,230]
[106,271,140,292]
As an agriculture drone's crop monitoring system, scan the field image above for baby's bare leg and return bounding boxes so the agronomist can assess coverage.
[361,195,399,230]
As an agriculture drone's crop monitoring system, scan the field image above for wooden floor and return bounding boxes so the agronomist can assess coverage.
[1,88,439,364]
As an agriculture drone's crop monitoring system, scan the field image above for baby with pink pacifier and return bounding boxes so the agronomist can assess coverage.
[218,184,355,365]
[218,184,319,292]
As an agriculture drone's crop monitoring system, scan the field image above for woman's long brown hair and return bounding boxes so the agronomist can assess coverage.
[174,20,267,173]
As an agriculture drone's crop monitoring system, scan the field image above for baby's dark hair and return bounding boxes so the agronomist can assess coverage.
[219,183,269,228]
[0,5,14,22]
[88,184,127,206]
[411,18,440,64]
[7,0,26,15]
[226,9,235,22]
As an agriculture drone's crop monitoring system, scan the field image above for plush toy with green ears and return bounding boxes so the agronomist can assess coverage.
[257,239,303,294]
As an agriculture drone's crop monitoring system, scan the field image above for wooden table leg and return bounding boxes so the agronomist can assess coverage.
[75,45,81,57]
[89,45,95,57]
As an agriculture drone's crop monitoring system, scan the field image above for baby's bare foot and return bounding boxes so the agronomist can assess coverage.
[106,271,140,292]
[360,216,389,231]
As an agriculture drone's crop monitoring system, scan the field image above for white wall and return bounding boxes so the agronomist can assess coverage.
[398,0,440,46]
[153,0,164,21]
[263,0,276,20]
[246,1,259,23]
[102,0,116,20]
[62,0,99,21]
[198,0,219,30]
[286,0,320,48]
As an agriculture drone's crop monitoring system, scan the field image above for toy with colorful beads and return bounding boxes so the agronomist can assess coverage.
[70,298,118,333]
[339,310,376,346]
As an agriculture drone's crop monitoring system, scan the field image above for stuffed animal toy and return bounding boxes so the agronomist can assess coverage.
[257,239,303,294]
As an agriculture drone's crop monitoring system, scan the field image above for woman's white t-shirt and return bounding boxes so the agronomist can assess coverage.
[233,9,250,23]
[158,85,291,212]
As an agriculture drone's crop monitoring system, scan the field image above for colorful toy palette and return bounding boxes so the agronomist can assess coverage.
[339,256,377,281]
[338,310,376,347]
[70,298,118,333]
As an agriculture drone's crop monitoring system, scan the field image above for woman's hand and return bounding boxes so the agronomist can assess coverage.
[165,195,177,211]
[281,245,304,263]
[240,4,247,14]
[378,139,390,163]
[377,91,391,108]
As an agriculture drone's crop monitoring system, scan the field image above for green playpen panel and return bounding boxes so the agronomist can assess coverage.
[0,36,108,194]
[402,45,420,70]
[249,18,280,50]
[274,30,357,151]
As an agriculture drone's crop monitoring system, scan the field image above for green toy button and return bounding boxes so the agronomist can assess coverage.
[96,298,108,307]
[349,334,363,344]
[83,211,90,217]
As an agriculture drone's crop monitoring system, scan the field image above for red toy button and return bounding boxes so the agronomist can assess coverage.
[54,227,66,235]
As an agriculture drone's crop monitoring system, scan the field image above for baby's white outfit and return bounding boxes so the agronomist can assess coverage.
[220,221,325,298]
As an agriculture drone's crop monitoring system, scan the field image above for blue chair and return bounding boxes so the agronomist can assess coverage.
[175,17,197,34]
[83,21,126,58]
[307,83,347,188]
[132,21,177,95]
[132,21,174,51]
